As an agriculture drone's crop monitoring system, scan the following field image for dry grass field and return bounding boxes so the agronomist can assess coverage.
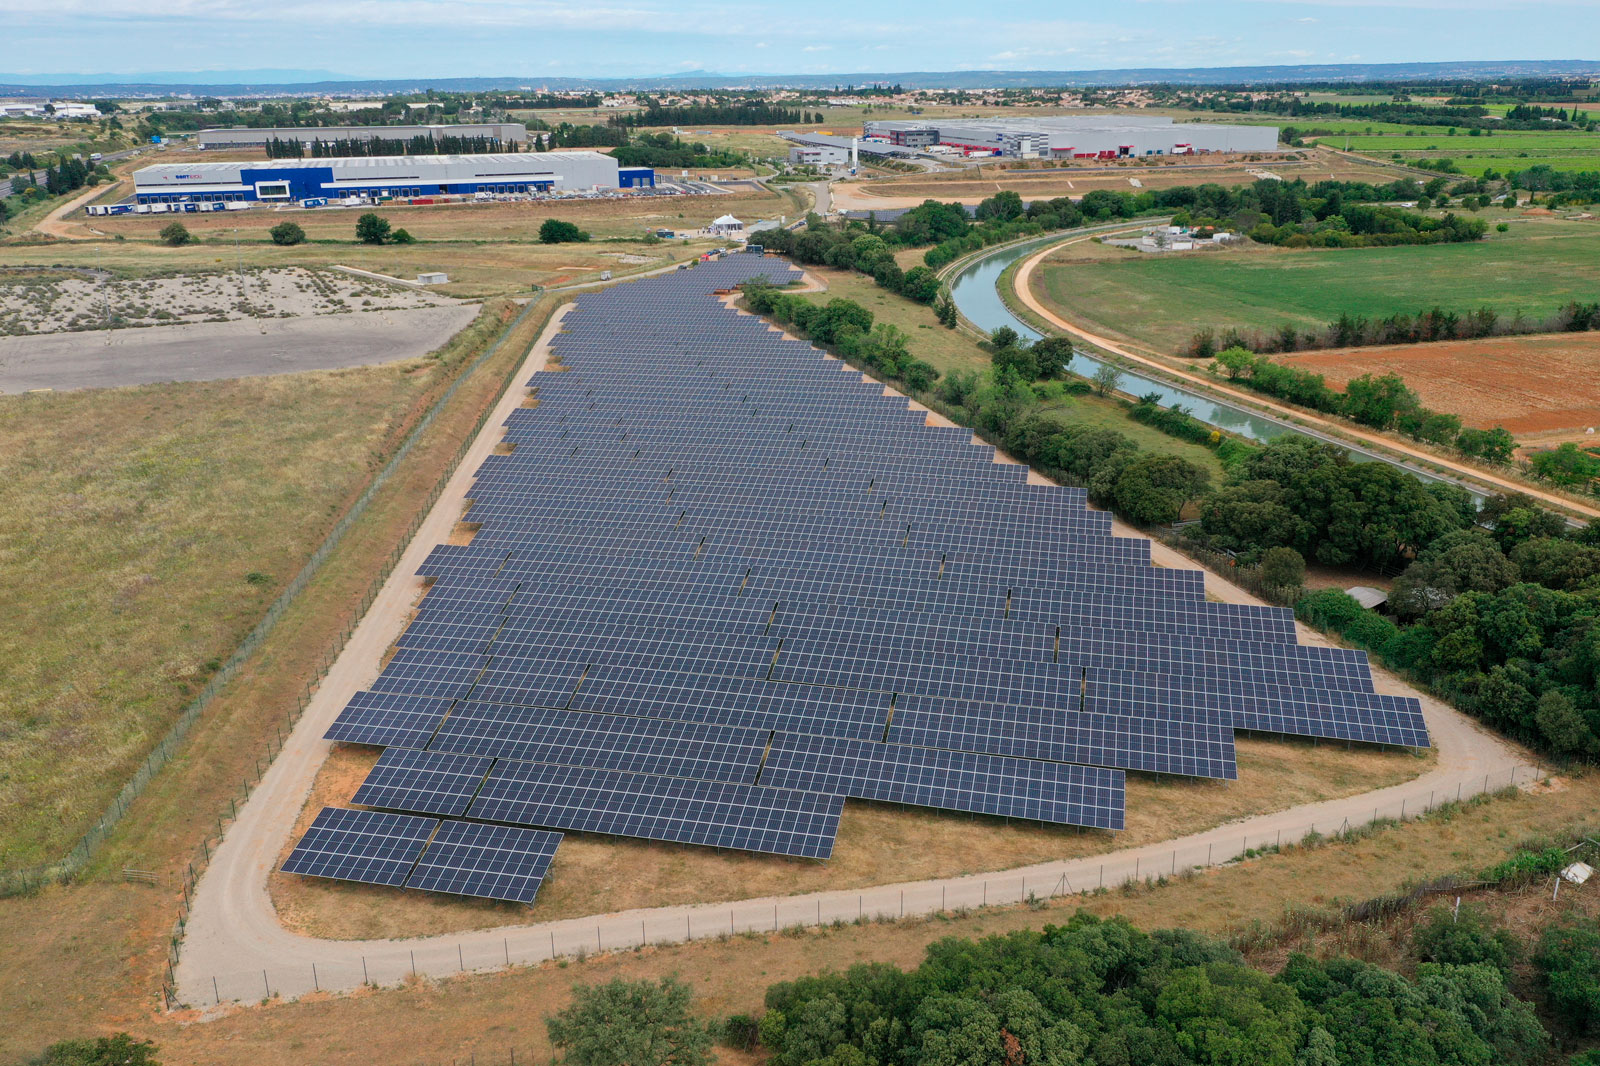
[0,300,524,869]
[2,770,1589,1066]
[1278,331,1600,440]
[268,737,1432,940]
[3,188,792,296]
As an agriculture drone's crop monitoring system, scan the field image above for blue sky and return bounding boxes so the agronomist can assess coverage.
[6,0,1599,80]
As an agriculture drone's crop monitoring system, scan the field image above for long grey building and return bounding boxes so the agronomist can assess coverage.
[131,151,652,204]
[863,116,1281,159]
[197,122,527,150]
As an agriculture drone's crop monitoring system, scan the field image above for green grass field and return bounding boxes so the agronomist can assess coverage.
[1029,216,1600,355]
[1314,129,1600,176]
[798,267,1225,480]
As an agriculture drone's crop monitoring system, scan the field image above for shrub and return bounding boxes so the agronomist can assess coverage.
[354,212,390,244]
[389,227,415,244]
[1413,904,1521,977]
[158,221,191,246]
[268,221,305,246]
[1260,546,1306,588]
[1535,916,1600,1033]
[539,218,590,243]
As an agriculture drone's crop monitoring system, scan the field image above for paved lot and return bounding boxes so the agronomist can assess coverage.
[0,304,480,392]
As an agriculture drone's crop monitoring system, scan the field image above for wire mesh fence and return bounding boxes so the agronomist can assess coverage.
[1,297,552,902]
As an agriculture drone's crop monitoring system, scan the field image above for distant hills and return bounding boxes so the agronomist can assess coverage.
[3,59,1598,98]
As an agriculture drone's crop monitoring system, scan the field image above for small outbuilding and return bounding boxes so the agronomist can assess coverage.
[416,272,449,285]
[1346,586,1389,610]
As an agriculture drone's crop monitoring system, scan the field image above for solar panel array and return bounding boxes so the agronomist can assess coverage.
[284,255,1430,903]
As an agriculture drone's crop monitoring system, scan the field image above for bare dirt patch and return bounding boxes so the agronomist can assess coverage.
[1277,331,1600,438]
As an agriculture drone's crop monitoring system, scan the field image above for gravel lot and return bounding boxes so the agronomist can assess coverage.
[0,266,456,336]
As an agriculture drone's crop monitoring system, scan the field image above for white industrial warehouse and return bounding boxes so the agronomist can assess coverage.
[862,116,1281,158]
[127,151,653,205]
[196,122,527,150]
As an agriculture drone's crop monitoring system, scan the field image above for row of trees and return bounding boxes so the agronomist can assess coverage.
[611,133,744,169]
[1202,346,1518,463]
[743,285,940,393]
[758,910,1565,1066]
[609,102,822,127]
[1190,300,1600,356]
[265,134,512,159]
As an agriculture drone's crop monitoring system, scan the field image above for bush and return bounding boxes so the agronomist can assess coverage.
[268,221,305,246]
[539,218,590,243]
[1413,904,1521,977]
[1260,546,1306,588]
[36,1034,160,1065]
[1535,916,1600,1033]
[158,221,190,246]
[354,212,390,244]
[389,227,415,244]
[546,977,712,1066]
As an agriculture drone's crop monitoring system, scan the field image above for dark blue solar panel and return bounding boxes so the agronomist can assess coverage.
[403,820,562,904]
[352,747,494,817]
[281,806,438,887]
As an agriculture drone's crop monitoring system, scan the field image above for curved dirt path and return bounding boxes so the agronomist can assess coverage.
[1012,244,1600,521]
[174,289,1533,1014]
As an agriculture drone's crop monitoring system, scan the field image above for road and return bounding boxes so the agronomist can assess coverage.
[173,288,1532,1014]
[0,305,479,392]
[1010,242,1600,523]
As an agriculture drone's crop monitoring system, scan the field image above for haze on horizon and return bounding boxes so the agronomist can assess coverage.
[7,0,1600,83]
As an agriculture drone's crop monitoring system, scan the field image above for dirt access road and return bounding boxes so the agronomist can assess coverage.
[1013,243,1600,522]
[174,277,1532,1014]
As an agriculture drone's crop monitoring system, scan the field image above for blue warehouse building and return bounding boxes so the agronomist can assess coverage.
[131,151,653,205]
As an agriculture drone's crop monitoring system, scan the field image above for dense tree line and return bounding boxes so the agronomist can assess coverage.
[531,122,630,149]
[265,134,511,158]
[1508,165,1600,196]
[758,912,1554,1066]
[609,102,823,127]
[743,284,941,394]
[611,132,744,169]
[1190,300,1600,357]
[1194,436,1600,757]
[1210,95,1591,131]
[757,194,1088,307]
[1198,347,1518,463]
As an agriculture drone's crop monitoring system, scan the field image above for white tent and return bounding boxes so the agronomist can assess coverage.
[709,214,744,234]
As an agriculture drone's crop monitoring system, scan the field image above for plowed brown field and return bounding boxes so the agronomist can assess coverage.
[1277,331,1600,438]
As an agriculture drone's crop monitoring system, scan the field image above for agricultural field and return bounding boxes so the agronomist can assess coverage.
[0,303,514,868]
[1328,129,1600,175]
[1027,213,1600,356]
[0,118,130,159]
[1278,331,1600,440]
